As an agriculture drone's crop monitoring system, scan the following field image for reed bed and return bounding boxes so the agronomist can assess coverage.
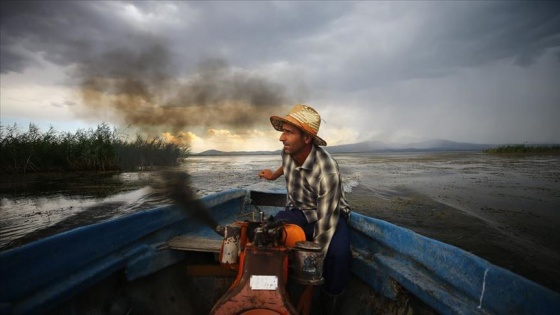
[0,123,189,174]
[483,144,560,154]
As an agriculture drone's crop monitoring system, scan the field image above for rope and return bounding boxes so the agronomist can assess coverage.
[477,268,490,309]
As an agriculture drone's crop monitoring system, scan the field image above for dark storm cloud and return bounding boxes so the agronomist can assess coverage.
[1,1,295,132]
[320,1,560,92]
[1,2,123,73]
[0,1,348,74]
[4,1,557,83]
[422,2,560,67]
[169,2,350,66]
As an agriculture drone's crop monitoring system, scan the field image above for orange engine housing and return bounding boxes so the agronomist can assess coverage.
[210,221,306,315]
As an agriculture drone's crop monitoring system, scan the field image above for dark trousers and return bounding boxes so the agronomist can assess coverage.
[274,208,351,295]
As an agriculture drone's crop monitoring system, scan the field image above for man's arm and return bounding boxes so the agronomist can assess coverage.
[258,166,284,180]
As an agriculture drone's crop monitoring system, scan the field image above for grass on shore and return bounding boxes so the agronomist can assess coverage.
[1,123,189,174]
[483,144,560,154]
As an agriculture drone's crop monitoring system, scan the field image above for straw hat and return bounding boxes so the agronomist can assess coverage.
[270,104,327,146]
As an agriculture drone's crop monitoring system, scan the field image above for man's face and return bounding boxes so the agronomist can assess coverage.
[279,123,311,155]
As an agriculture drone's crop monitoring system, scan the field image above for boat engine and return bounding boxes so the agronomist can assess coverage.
[210,217,324,315]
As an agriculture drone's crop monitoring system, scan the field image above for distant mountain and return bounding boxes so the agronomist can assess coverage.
[196,149,281,156]
[195,139,497,156]
[402,139,496,151]
[323,140,389,153]
[325,139,496,154]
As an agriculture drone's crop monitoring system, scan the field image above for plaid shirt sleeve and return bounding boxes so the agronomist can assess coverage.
[314,172,342,255]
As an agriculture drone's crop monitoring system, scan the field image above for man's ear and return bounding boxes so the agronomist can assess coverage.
[304,133,313,145]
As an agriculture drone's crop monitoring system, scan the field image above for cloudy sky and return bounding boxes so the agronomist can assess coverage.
[1,1,559,153]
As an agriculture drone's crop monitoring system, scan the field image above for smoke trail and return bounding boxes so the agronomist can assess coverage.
[149,170,224,236]
[74,41,291,135]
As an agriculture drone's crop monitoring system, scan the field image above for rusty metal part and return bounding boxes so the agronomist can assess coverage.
[210,245,297,315]
[289,241,324,285]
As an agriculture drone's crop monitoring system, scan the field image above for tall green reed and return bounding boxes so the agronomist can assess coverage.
[0,123,189,174]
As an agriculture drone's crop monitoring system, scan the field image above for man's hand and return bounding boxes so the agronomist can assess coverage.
[258,169,275,180]
[258,166,283,180]
[341,208,352,222]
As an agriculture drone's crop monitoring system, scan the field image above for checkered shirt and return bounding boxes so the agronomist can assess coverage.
[282,145,351,255]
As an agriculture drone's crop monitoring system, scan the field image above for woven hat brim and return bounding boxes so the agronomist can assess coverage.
[270,115,327,146]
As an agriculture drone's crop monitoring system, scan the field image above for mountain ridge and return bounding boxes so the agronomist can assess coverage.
[195,139,500,156]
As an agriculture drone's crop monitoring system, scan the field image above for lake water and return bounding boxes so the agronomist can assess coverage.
[1,151,559,291]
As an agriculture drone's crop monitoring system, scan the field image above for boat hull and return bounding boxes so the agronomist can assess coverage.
[1,188,558,314]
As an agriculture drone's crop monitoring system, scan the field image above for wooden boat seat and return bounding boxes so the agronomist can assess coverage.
[168,235,222,253]
[167,189,287,253]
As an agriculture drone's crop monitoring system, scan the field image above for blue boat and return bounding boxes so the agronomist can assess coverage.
[1,188,559,314]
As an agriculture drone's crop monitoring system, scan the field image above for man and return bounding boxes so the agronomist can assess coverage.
[259,104,352,315]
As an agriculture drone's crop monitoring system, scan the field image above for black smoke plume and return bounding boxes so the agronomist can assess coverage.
[74,41,291,134]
